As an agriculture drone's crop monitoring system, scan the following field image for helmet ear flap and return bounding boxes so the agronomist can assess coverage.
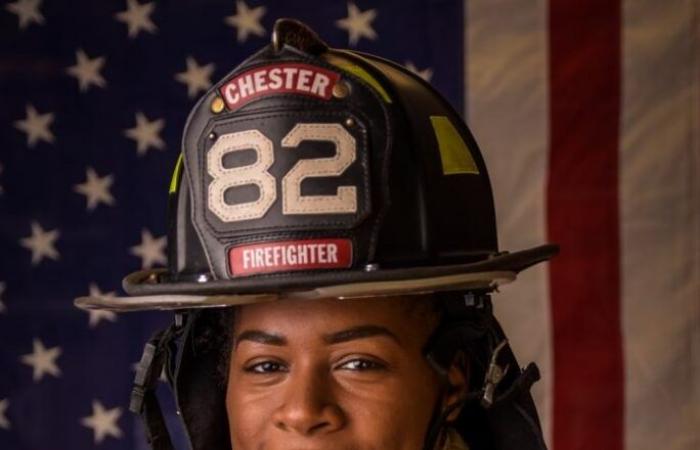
[422,294,547,450]
[173,310,232,449]
[426,292,533,407]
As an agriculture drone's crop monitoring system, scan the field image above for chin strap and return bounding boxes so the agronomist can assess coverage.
[130,323,182,450]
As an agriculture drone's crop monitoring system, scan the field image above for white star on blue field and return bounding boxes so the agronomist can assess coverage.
[0,1,462,448]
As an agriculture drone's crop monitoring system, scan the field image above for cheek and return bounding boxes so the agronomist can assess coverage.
[225,357,441,450]
[226,371,276,449]
[337,368,440,449]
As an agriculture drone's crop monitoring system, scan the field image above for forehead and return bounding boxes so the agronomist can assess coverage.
[233,295,438,342]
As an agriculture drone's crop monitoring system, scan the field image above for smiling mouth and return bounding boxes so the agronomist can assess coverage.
[264,444,367,450]
[283,444,359,450]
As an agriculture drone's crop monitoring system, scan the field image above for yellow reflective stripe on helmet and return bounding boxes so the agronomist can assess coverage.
[169,153,184,194]
[325,54,392,103]
[430,116,479,175]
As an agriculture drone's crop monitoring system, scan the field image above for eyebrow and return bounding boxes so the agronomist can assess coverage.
[234,325,401,348]
[235,330,287,348]
[323,325,402,346]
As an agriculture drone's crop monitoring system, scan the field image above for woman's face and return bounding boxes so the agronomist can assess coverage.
[225,296,453,450]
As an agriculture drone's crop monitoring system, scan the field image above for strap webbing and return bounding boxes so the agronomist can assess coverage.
[130,326,179,450]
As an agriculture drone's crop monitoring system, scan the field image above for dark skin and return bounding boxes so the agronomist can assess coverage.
[226,295,468,450]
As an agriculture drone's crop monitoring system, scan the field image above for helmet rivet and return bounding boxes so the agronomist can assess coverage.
[364,263,380,272]
[208,132,217,141]
[210,97,225,114]
[345,117,355,128]
[332,80,350,99]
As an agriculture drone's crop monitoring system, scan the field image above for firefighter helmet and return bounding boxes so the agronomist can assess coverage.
[76,18,556,450]
[76,18,555,311]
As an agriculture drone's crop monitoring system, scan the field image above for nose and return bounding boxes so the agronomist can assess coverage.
[272,365,345,436]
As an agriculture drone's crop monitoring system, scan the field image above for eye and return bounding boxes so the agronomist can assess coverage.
[244,360,288,374]
[337,358,386,371]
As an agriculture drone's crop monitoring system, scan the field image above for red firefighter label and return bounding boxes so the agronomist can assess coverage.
[219,63,341,111]
[228,238,353,276]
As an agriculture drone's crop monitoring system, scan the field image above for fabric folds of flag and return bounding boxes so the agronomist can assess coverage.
[467,1,699,449]
[0,1,698,449]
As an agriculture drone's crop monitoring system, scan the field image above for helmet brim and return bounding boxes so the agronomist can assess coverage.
[74,244,557,312]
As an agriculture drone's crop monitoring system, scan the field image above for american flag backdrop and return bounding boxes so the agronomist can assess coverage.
[0,1,698,449]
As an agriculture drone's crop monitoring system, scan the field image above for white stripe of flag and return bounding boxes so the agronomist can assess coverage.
[464,0,700,449]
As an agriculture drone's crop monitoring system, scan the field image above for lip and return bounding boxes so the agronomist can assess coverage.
[269,447,356,450]
[265,442,363,450]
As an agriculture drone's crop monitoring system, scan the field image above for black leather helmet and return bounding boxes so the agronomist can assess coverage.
[76,18,555,450]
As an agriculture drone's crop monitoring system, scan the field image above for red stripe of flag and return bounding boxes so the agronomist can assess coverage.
[548,1,624,449]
